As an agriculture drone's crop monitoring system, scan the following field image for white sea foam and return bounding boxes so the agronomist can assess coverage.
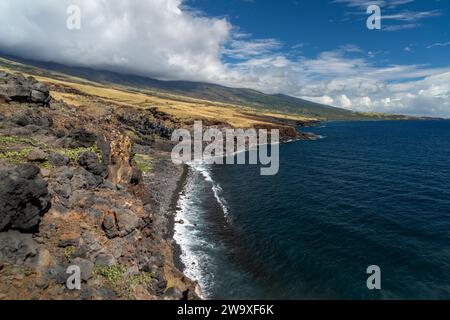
[188,162,231,219]
[173,183,210,298]
[173,162,231,299]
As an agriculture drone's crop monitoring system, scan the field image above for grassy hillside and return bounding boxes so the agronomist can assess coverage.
[1,54,431,122]
[0,57,321,130]
[0,54,405,121]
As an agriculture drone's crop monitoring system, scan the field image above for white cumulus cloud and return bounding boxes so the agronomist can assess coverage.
[0,0,231,81]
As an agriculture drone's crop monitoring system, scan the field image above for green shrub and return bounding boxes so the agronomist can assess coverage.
[93,265,127,285]
[0,135,41,147]
[134,153,154,173]
[93,264,154,299]
[0,148,32,164]
[59,144,101,162]
[64,246,74,263]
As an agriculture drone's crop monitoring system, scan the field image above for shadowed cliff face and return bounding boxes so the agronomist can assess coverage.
[0,72,199,300]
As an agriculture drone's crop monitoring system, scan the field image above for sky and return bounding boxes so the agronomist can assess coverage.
[0,0,449,116]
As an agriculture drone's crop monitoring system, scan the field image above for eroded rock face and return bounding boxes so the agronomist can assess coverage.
[0,164,51,232]
[103,131,133,185]
[0,71,199,300]
[0,72,51,105]
[118,107,175,140]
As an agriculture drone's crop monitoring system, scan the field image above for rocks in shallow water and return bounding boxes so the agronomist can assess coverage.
[0,231,39,266]
[0,164,51,232]
[0,72,51,105]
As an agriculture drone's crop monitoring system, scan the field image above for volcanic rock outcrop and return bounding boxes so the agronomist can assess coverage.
[0,164,51,232]
[0,72,51,105]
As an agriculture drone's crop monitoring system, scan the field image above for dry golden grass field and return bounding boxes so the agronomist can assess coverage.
[0,57,318,129]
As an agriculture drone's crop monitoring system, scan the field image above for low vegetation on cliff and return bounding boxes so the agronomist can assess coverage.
[3,54,405,300]
[0,69,198,300]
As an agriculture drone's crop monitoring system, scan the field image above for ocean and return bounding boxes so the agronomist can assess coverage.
[174,120,450,299]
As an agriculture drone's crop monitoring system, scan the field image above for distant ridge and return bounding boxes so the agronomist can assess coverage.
[0,53,430,121]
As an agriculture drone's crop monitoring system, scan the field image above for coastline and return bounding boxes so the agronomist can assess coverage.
[138,143,202,299]
[167,163,189,277]
[167,127,320,299]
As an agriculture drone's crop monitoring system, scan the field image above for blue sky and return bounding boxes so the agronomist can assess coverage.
[188,0,449,69]
[0,0,449,116]
[182,0,450,116]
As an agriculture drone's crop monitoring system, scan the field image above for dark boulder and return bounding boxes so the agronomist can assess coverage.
[0,164,51,232]
[0,72,51,105]
[48,153,70,167]
[72,257,94,281]
[0,231,39,266]
[77,152,107,177]
[102,207,139,239]
[10,109,53,128]
[70,167,99,190]
[102,214,119,239]
[65,128,97,148]
[95,253,116,267]
[27,148,48,162]
[46,265,68,284]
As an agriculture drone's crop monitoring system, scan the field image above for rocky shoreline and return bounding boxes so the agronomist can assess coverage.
[0,71,315,300]
[0,72,199,300]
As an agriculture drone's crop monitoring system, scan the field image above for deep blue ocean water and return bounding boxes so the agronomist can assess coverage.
[174,121,450,299]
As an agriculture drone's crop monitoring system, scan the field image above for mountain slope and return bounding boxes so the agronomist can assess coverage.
[0,54,374,120]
